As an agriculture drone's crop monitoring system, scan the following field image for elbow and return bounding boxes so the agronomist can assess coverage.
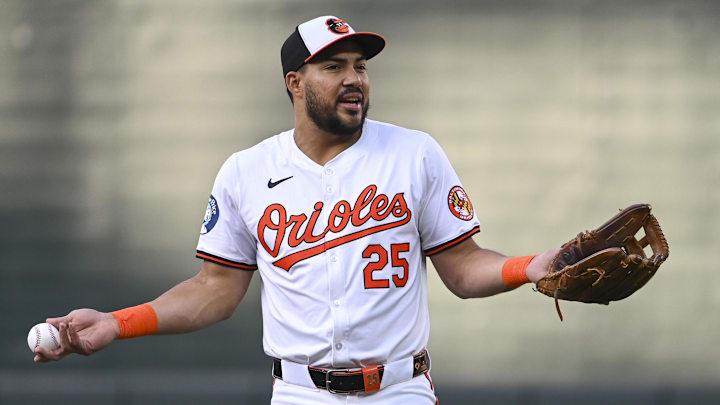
[446,277,474,299]
[438,270,475,299]
[446,276,495,299]
[218,299,239,321]
[452,286,473,300]
[223,304,238,320]
[218,309,233,322]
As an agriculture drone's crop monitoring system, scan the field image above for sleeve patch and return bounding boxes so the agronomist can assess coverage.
[200,195,220,234]
[447,186,474,221]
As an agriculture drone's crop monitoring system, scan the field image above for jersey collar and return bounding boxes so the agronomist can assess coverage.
[287,120,373,171]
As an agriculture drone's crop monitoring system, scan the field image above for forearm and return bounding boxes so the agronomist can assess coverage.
[34,263,252,363]
[148,271,244,334]
[457,248,513,297]
[432,238,558,299]
[433,245,510,299]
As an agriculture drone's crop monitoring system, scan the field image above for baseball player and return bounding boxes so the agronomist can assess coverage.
[34,16,559,404]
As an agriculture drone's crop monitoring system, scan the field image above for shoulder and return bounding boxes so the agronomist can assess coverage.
[223,129,293,171]
[364,119,449,161]
[363,119,434,152]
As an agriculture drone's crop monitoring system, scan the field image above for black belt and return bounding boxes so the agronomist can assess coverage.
[272,350,429,394]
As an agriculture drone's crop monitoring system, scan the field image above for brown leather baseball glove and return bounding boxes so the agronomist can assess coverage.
[536,204,669,321]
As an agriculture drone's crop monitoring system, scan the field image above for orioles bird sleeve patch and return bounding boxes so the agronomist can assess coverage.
[447,186,474,221]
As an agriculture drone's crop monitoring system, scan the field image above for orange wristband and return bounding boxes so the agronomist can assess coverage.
[501,255,537,288]
[111,303,158,339]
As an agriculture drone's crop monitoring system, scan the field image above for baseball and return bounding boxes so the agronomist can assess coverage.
[27,322,61,352]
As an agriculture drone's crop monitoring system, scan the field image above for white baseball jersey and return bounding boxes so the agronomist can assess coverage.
[196,119,480,369]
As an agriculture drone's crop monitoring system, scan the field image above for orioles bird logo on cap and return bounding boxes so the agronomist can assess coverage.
[326,18,350,34]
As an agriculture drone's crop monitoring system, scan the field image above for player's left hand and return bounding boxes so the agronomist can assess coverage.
[526,248,561,284]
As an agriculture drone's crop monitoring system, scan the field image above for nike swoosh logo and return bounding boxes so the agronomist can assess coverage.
[267,176,293,188]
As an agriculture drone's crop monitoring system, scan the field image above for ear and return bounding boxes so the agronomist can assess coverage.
[285,71,303,100]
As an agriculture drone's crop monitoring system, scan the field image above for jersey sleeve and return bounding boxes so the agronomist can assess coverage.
[417,136,481,256]
[195,154,258,270]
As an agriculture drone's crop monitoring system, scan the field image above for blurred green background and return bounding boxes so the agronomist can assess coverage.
[1,0,718,403]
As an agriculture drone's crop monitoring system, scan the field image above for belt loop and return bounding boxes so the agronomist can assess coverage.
[272,358,280,379]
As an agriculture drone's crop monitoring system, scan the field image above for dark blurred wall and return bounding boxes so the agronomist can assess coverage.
[1,1,719,404]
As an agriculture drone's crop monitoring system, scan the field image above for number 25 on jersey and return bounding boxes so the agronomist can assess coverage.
[362,243,410,289]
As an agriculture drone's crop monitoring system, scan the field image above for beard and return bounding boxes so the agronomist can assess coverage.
[304,84,370,137]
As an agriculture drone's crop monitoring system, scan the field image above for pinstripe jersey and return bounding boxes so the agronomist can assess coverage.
[196,119,480,368]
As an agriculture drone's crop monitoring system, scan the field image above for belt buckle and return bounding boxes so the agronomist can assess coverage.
[324,366,381,394]
[325,370,343,394]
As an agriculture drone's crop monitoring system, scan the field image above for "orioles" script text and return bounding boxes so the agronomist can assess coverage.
[257,184,412,271]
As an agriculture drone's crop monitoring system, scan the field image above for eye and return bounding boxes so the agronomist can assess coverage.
[325,64,340,71]
[356,65,367,71]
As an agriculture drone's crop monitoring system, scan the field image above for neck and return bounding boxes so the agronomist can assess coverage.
[293,115,362,166]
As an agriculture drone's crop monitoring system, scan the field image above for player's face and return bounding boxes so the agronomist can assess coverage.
[302,42,370,136]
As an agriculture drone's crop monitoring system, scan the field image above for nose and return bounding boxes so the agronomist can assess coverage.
[342,68,362,87]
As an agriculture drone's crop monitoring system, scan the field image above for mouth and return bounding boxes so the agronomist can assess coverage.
[337,92,363,112]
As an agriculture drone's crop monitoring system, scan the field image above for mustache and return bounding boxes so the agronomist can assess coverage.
[337,88,364,102]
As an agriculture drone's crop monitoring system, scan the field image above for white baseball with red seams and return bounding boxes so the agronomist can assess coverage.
[27,322,61,352]
[196,119,479,393]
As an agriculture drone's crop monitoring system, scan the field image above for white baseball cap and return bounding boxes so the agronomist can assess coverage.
[281,16,385,77]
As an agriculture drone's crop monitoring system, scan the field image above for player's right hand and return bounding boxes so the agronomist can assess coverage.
[33,308,120,362]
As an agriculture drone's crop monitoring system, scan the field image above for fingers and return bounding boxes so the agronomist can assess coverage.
[45,316,68,330]
[47,308,87,327]
[46,309,83,329]
[57,322,91,355]
[67,322,91,355]
[527,248,562,284]
[33,346,67,362]
[33,316,72,363]
[33,321,94,362]
[58,322,72,351]
[35,309,110,363]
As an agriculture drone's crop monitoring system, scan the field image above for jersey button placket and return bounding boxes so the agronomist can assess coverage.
[322,164,348,364]
[328,250,348,364]
[322,164,337,200]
